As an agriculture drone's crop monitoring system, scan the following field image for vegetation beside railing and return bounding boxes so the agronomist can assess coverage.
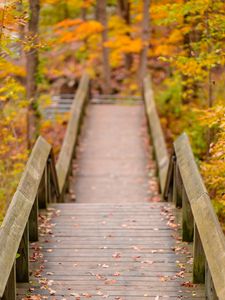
[0,74,90,300]
[144,75,225,300]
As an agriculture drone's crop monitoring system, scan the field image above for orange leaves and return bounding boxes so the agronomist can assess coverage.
[55,19,103,44]
[81,0,95,8]
[42,0,94,9]
[55,18,83,29]
[103,15,143,67]
[73,20,103,40]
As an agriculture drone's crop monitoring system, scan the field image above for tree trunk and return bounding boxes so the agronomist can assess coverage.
[26,0,40,149]
[17,0,25,58]
[118,0,133,70]
[182,0,199,104]
[96,0,111,94]
[138,0,150,87]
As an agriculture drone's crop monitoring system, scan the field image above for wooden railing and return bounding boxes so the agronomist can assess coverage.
[143,75,169,192]
[164,133,225,300]
[143,75,225,300]
[56,73,89,196]
[0,73,90,300]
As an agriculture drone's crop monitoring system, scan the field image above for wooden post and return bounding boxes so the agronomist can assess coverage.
[29,196,39,242]
[47,159,51,203]
[182,187,194,242]
[38,167,47,208]
[205,262,218,300]
[88,79,92,102]
[167,183,173,202]
[2,262,16,300]
[16,224,29,282]
[69,159,73,176]
[163,155,176,202]
[173,162,182,207]
[65,172,70,194]
[193,223,205,283]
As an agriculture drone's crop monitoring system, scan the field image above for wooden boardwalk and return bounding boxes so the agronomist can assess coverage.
[17,104,204,299]
[72,104,158,203]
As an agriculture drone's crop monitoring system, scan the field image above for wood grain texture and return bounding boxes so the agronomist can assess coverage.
[17,203,204,299]
[143,75,169,193]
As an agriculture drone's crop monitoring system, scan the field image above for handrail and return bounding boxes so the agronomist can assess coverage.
[164,133,225,300]
[143,75,169,193]
[0,73,90,299]
[56,73,89,195]
[0,137,59,298]
[143,75,225,299]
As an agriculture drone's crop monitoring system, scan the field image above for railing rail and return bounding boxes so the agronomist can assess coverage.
[56,73,89,195]
[0,137,59,299]
[0,73,90,299]
[164,133,225,300]
[143,75,225,300]
[143,75,169,192]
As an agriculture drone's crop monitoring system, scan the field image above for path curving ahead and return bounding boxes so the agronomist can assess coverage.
[17,102,204,299]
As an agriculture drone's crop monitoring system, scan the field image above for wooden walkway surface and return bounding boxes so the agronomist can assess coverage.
[17,104,204,299]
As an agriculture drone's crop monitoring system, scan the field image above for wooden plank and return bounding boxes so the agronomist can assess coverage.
[17,202,204,299]
[143,75,169,193]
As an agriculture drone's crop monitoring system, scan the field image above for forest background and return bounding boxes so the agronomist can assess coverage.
[0,0,225,228]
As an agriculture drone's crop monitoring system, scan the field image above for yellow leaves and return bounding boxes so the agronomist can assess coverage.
[0,59,25,79]
[81,0,95,8]
[105,37,142,54]
[105,37,142,67]
[153,44,176,57]
[175,58,203,78]
[197,104,225,223]
[129,83,138,93]
[198,104,225,129]
[151,3,169,21]
[108,16,130,36]
[168,29,183,44]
